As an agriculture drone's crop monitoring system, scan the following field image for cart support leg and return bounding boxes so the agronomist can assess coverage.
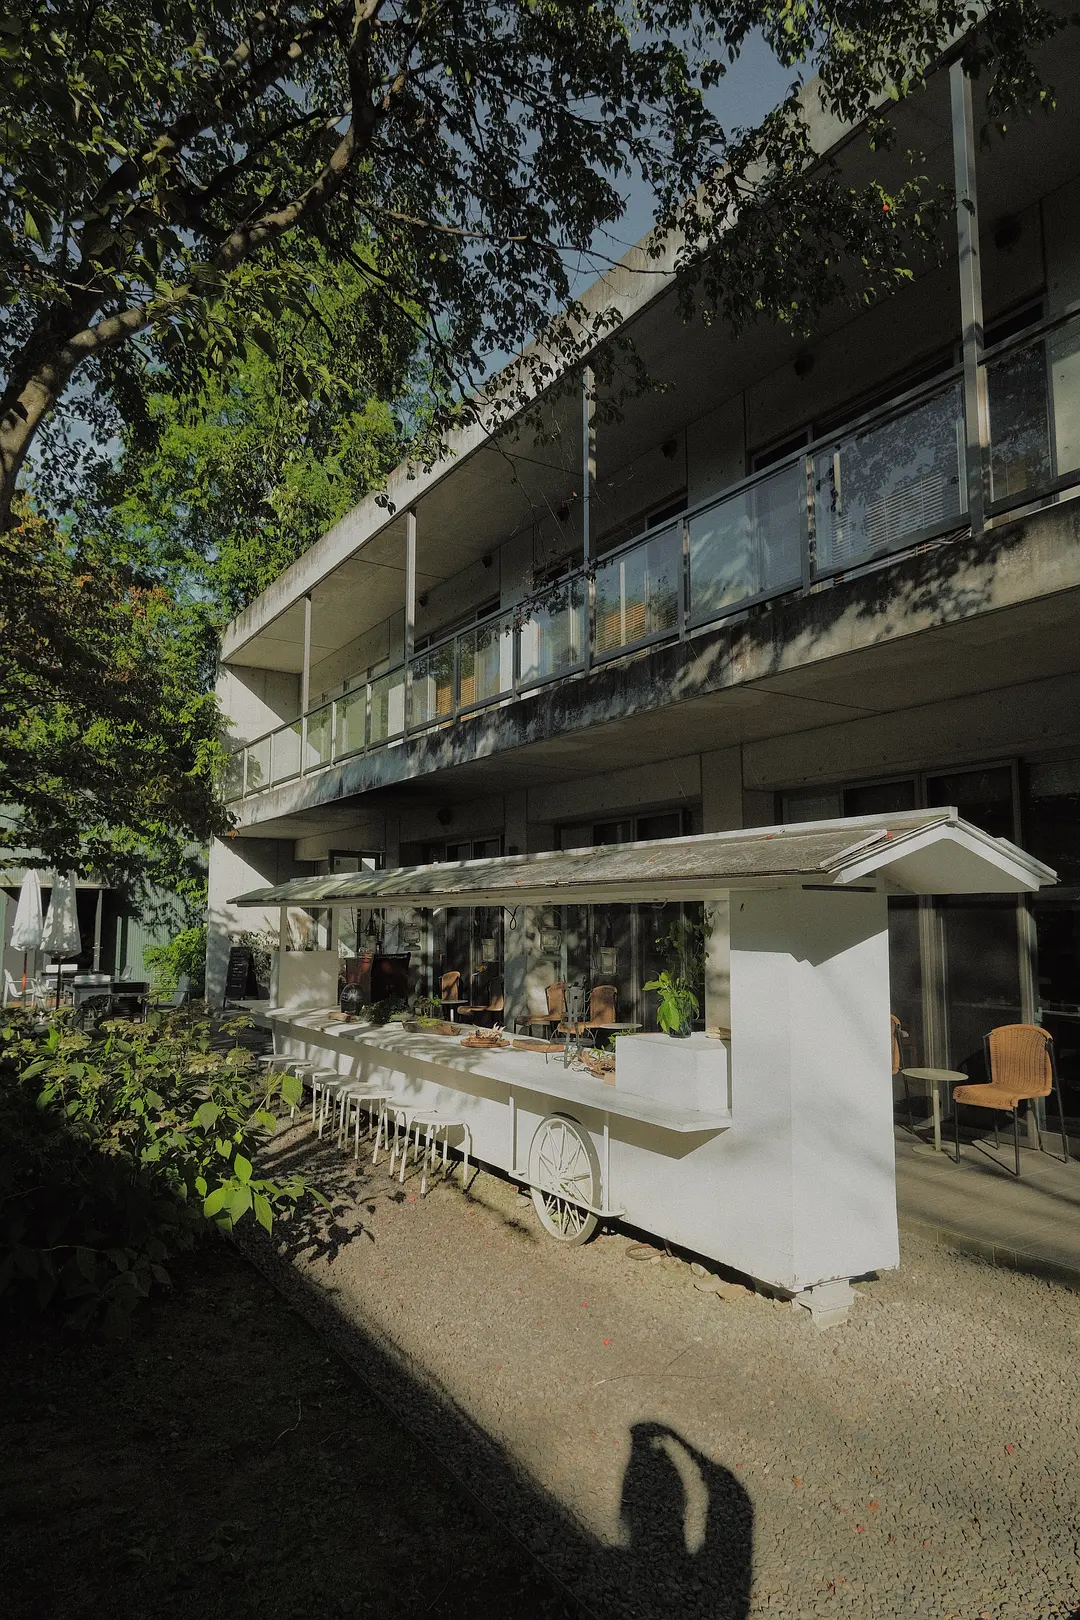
[792,1278,856,1330]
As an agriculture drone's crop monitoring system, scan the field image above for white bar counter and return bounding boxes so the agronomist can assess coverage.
[268,1008,732,1134]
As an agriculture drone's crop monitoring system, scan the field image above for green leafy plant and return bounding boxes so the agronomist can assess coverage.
[144,923,207,997]
[411,995,441,1020]
[642,971,700,1039]
[366,997,409,1026]
[0,1007,322,1333]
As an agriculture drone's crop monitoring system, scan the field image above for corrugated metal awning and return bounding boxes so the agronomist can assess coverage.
[231,808,1056,909]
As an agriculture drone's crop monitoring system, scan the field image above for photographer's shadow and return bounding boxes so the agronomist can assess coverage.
[611,1420,753,1619]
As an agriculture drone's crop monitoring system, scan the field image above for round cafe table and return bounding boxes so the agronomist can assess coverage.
[902,1066,967,1152]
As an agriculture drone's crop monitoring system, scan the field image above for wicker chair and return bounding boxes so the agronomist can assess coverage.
[952,1023,1069,1177]
[891,1014,916,1135]
[521,979,566,1034]
[440,969,463,1007]
[587,984,618,1027]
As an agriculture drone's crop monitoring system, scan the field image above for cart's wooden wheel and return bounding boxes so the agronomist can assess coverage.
[528,1113,601,1245]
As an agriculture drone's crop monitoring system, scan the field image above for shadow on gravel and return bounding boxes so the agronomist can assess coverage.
[238,1224,754,1620]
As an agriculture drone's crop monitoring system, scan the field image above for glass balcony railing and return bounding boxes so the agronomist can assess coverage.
[271,719,301,783]
[243,734,270,795]
[305,702,334,771]
[517,579,585,685]
[409,641,455,728]
[370,667,406,744]
[459,612,514,709]
[594,521,682,657]
[689,460,803,623]
[335,685,367,759]
[812,381,964,573]
[228,311,1080,800]
[985,313,1080,513]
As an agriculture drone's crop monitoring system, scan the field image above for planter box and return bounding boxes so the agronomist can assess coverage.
[614,1032,729,1113]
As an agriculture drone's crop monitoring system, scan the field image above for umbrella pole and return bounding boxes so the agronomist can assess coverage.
[21,952,27,995]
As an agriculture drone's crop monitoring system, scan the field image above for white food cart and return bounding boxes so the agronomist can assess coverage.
[232,809,1054,1324]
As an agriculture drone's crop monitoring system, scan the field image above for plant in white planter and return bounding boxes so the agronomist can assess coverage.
[643,971,699,1039]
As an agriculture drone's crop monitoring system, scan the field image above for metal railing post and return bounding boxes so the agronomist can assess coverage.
[404,508,417,735]
[680,517,690,634]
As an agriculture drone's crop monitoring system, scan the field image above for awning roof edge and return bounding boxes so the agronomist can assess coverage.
[229,809,1056,910]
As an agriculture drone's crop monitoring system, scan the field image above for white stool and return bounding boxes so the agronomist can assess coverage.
[391,1108,472,1195]
[339,1086,394,1161]
[309,1069,345,1137]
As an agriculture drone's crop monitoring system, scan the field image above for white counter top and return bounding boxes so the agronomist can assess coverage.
[269,1009,731,1134]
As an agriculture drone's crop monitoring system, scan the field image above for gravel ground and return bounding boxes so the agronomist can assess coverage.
[0,1242,573,1620]
[250,1116,1080,1620]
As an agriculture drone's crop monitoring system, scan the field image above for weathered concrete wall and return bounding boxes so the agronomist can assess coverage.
[218,666,301,745]
[207,836,312,1006]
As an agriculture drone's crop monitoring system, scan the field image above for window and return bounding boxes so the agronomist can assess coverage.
[925,765,1016,840]
[557,809,688,849]
[326,850,382,874]
[780,788,842,823]
[428,836,503,864]
[844,779,917,818]
[647,496,688,529]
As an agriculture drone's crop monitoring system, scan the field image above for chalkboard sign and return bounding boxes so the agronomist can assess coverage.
[224,945,255,1006]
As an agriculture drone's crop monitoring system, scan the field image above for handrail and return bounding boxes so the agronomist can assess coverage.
[228,336,1080,801]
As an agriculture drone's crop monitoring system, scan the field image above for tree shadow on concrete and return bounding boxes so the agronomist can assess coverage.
[237,1226,755,1620]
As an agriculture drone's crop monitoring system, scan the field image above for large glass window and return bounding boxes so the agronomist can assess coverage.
[925,765,1015,839]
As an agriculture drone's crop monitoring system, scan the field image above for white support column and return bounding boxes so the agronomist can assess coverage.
[404,508,417,730]
[703,892,730,1033]
[582,366,595,566]
[405,508,417,663]
[582,367,595,674]
[301,593,312,715]
[951,57,989,533]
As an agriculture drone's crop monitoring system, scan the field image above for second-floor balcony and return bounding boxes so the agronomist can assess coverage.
[226,304,1080,805]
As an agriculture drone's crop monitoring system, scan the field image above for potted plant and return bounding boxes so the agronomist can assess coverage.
[643,970,699,1039]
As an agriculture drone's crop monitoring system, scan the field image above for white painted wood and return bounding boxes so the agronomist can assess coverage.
[728,888,898,1288]
[615,1033,729,1113]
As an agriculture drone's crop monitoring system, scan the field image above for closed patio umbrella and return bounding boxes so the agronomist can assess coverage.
[42,872,82,1006]
[10,869,44,994]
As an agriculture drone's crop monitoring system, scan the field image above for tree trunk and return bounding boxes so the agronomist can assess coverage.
[0,323,86,530]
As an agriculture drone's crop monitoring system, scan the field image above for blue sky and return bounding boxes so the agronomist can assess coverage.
[568,30,802,293]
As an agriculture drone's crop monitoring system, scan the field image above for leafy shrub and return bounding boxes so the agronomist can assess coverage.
[0,1008,318,1333]
[144,922,207,996]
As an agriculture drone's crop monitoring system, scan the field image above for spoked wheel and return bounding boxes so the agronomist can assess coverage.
[528,1113,601,1245]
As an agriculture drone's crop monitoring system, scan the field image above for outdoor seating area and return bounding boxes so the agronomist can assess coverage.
[898,1021,1071,1179]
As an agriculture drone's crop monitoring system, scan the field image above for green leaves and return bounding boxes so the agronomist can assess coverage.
[0,1005,321,1327]
[202,1184,229,1218]
[2,0,1061,558]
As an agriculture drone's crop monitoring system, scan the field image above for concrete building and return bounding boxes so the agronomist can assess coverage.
[209,34,1080,1128]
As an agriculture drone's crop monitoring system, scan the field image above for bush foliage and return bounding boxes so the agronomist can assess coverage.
[144,923,207,997]
[0,1008,316,1334]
